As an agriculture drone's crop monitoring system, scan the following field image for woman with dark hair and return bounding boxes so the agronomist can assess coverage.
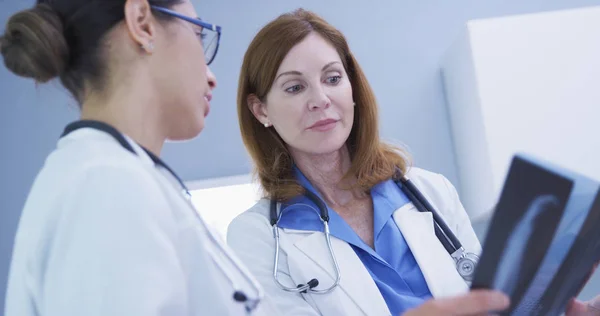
[1,1,269,315]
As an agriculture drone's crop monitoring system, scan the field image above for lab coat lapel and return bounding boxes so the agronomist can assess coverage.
[291,231,391,315]
[393,203,468,298]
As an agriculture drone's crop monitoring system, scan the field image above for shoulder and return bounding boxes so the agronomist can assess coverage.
[227,199,272,237]
[35,128,157,196]
[405,166,454,192]
[54,128,149,172]
[23,129,169,230]
[404,166,466,221]
[34,156,170,229]
[56,149,171,229]
[406,167,459,199]
[226,199,278,265]
[15,132,176,269]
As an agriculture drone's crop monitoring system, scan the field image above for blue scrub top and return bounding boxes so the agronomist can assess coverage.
[277,167,432,315]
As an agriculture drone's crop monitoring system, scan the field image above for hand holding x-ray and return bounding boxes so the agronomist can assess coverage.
[401,289,510,315]
[565,294,600,316]
[565,262,600,316]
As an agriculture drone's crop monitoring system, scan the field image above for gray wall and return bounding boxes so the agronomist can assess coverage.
[2,0,600,312]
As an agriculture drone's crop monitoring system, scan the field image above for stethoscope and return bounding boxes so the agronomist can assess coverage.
[61,120,264,314]
[269,170,480,294]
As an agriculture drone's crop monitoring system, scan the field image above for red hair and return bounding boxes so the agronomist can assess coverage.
[237,9,410,201]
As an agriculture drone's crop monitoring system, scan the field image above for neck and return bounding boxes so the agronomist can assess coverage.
[80,82,165,156]
[292,145,363,207]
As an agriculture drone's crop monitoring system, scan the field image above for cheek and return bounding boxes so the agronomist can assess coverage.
[331,85,355,121]
[272,103,297,119]
[164,29,206,75]
[269,101,306,139]
[163,48,207,120]
[181,39,206,78]
[175,38,208,100]
[340,81,355,106]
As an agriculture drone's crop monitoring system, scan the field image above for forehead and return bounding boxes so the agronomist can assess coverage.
[277,33,342,73]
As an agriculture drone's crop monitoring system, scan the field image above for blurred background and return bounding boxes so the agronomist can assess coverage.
[2,0,600,312]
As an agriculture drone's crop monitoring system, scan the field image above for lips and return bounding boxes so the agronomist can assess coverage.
[307,118,338,131]
[203,95,211,117]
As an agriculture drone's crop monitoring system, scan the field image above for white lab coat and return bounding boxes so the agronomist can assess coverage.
[4,128,274,316]
[227,168,482,316]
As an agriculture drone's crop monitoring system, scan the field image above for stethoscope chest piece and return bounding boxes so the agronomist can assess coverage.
[456,252,480,282]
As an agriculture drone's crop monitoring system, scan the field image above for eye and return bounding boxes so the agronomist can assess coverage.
[326,75,342,85]
[285,84,304,94]
[196,31,207,40]
[195,28,207,40]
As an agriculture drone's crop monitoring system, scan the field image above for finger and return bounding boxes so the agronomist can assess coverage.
[589,295,600,314]
[435,290,510,315]
[565,299,588,315]
[565,298,576,315]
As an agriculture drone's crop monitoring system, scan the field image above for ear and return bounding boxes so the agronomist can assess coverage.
[124,0,156,53]
[247,94,269,125]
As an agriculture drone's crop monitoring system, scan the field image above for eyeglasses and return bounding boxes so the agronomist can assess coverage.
[150,6,222,65]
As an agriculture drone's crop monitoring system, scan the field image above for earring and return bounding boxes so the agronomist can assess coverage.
[264,122,270,128]
[142,41,154,54]
[353,102,356,107]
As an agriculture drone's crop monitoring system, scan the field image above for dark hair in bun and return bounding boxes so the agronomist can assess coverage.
[0,0,183,103]
[1,3,68,83]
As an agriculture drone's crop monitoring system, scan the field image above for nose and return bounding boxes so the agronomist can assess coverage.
[308,86,330,111]
[207,66,217,91]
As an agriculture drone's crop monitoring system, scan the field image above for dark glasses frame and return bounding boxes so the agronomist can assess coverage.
[150,5,222,65]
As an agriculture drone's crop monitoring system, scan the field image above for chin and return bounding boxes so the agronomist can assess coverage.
[289,130,350,155]
[303,140,347,156]
[167,118,205,141]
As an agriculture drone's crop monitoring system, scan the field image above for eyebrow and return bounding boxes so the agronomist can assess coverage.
[275,71,302,82]
[275,61,342,82]
[321,61,341,71]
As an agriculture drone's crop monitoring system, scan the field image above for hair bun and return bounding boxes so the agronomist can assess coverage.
[0,3,69,82]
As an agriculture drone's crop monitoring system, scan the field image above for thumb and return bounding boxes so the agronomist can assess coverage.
[566,299,589,315]
[565,295,600,316]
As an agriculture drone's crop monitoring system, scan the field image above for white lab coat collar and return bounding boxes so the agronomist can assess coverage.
[58,127,156,168]
[393,203,469,298]
[120,134,155,166]
[94,129,183,191]
[227,167,479,315]
[281,201,468,314]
